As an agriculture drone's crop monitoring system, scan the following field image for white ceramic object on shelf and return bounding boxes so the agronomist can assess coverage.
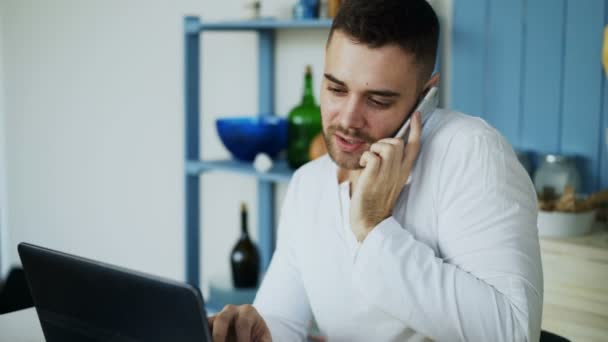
[253,153,273,173]
[537,210,597,237]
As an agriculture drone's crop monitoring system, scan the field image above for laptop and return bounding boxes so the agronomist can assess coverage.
[18,242,212,342]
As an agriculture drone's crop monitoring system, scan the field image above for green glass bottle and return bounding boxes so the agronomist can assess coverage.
[287,65,322,169]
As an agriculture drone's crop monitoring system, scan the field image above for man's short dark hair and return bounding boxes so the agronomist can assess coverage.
[328,0,439,84]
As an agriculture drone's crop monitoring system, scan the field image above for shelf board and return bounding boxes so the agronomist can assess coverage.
[186,159,293,182]
[205,280,258,315]
[198,18,333,31]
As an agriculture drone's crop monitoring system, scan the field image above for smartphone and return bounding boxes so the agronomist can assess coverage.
[394,86,439,140]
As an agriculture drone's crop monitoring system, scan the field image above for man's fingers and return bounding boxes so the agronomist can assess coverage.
[208,316,215,333]
[359,151,381,178]
[407,111,422,145]
[372,138,406,167]
[235,319,252,342]
[209,304,271,342]
[359,151,380,171]
[403,112,422,167]
[212,305,238,342]
[235,306,257,342]
[369,142,391,162]
[369,140,403,163]
[257,317,273,342]
[359,151,368,168]
[376,137,405,146]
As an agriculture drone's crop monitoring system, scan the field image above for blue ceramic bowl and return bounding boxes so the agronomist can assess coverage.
[216,116,288,162]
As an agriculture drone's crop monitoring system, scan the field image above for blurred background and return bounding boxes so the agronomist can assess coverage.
[0,0,607,340]
[0,0,453,289]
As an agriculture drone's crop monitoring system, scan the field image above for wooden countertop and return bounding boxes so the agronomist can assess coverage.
[539,222,608,342]
[540,222,608,260]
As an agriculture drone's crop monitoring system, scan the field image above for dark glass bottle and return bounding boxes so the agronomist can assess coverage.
[287,65,322,169]
[230,203,260,288]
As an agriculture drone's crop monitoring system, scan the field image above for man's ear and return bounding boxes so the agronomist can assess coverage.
[424,73,440,90]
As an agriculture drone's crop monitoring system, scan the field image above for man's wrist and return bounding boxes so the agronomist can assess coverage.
[355,230,368,242]
[354,210,396,240]
[352,218,380,242]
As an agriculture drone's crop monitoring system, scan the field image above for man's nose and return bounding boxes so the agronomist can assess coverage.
[339,96,366,129]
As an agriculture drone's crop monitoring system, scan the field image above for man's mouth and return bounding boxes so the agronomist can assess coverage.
[334,133,367,153]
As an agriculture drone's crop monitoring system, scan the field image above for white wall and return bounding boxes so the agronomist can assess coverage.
[0,2,8,277]
[0,0,451,292]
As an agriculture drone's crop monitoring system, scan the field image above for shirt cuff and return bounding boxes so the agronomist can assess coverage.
[353,215,408,266]
[357,216,404,250]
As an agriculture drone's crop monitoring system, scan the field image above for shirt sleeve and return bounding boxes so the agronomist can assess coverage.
[253,172,312,342]
[351,132,543,342]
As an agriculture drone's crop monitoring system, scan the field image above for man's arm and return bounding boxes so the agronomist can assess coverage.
[253,172,313,341]
[352,132,543,341]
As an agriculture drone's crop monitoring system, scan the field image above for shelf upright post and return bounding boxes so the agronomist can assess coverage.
[184,16,201,289]
[258,29,276,272]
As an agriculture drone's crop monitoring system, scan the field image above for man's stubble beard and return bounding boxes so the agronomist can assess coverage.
[322,124,375,170]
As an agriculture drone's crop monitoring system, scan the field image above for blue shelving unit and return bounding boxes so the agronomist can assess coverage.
[186,160,293,183]
[198,18,333,31]
[183,16,332,294]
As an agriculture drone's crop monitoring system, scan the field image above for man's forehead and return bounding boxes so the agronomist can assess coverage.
[324,31,418,90]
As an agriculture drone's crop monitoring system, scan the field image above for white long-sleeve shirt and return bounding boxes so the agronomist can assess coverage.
[254,109,543,342]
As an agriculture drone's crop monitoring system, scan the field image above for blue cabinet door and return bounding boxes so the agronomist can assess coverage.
[451,0,608,192]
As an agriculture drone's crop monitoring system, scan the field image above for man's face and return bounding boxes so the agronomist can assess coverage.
[321,31,422,170]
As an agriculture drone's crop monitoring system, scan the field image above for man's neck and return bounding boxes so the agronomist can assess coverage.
[337,167,361,197]
[337,167,350,184]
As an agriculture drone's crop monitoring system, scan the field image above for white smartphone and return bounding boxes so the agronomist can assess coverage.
[394,86,439,140]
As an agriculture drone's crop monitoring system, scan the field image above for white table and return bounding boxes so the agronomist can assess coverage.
[0,308,44,341]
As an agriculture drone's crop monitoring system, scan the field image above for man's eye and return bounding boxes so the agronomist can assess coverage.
[369,98,390,108]
[328,87,346,94]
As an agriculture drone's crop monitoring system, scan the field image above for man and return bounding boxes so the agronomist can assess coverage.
[209,0,543,341]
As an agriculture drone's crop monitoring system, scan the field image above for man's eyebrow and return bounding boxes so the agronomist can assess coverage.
[324,73,346,86]
[367,89,401,98]
[324,73,400,98]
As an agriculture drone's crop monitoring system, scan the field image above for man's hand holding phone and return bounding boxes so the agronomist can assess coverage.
[350,111,423,242]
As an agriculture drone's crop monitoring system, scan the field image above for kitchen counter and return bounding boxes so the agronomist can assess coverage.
[540,222,608,342]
